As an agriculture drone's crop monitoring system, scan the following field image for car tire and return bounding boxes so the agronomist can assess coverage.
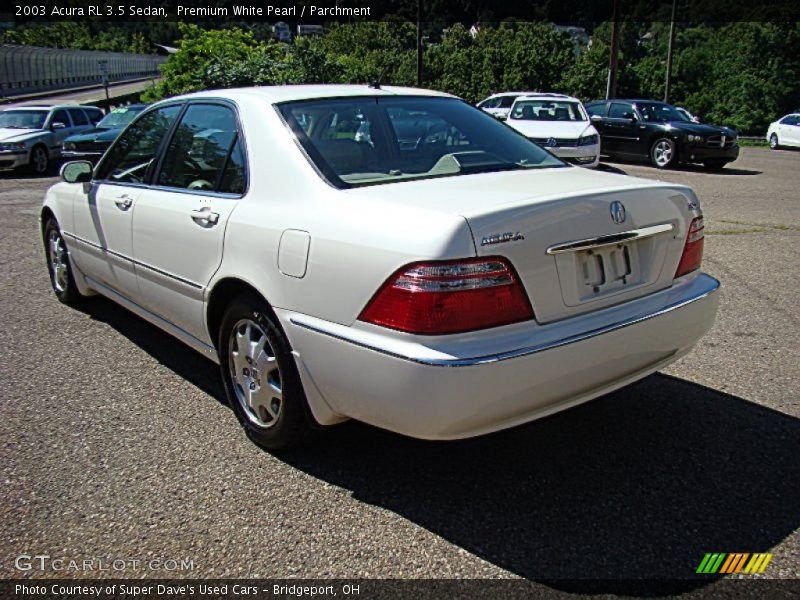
[29,145,50,175]
[704,160,728,171]
[218,292,316,450]
[650,138,677,169]
[43,218,84,305]
[769,134,779,149]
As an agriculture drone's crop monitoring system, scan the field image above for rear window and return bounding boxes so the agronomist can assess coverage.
[278,96,565,188]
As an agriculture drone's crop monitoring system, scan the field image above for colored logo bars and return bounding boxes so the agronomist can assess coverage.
[696,553,773,574]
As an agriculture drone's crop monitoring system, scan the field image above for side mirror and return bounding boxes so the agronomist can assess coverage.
[60,160,93,184]
[50,122,67,130]
[590,115,603,123]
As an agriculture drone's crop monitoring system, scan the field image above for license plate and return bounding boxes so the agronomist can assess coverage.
[577,242,634,294]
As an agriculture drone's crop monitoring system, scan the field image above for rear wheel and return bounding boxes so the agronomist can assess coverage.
[650,138,677,169]
[218,293,315,449]
[29,145,49,175]
[44,219,83,305]
[769,134,779,149]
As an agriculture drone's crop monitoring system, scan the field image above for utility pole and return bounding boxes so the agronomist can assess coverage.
[664,0,678,102]
[606,0,621,100]
[98,60,110,103]
[416,0,423,86]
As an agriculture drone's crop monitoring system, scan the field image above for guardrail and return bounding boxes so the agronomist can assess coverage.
[1,44,165,99]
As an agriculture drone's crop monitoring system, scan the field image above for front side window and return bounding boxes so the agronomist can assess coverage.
[156,104,240,192]
[497,95,518,109]
[50,110,71,128]
[0,110,48,129]
[95,105,181,184]
[638,103,688,122]
[68,108,89,126]
[510,100,587,121]
[279,96,565,188]
[97,106,145,130]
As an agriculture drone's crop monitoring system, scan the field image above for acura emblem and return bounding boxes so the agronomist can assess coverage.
[610,201,626,224]
[546,137,557,148]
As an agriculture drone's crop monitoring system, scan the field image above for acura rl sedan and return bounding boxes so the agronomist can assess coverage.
[42,86,719,449]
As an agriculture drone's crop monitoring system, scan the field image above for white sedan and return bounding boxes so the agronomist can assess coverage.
[42,85,719,449]
[505,94,601,167]
[767,113,800,149]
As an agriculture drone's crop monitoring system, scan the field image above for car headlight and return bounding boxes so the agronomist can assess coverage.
[687,134,704,143]
[577,134,599,146]
[0,142,26,152]
[63,142,76,151]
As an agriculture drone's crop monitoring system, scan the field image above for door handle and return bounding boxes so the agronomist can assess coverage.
[190,206,220,226]
[114,194,133,210]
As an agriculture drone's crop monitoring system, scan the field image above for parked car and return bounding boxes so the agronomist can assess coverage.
[766,113,800,149]
[585,99,739,170]
[43,86,719,449]
[0,104,103,174]
[477,91,537,120]
[505,93,600,168]
[62,104,148,163]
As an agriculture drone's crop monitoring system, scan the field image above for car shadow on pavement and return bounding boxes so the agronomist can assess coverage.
[280,374,800,596]
[76,297,799,596]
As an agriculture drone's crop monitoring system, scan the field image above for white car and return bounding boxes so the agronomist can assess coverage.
[42,85,719,449]
[477,91,537,120]
[0,105,103,174]
[767,113,800,149]
[505,94,601,168]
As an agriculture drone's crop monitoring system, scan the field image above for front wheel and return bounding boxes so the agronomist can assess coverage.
[769,134,779,149]
[44,219,84,305]
[650,138,677,169]
[218,293,316,449]
[29,146,50,175]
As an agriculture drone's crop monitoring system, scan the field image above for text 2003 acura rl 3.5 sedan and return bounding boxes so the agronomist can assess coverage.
[42,85,719,449]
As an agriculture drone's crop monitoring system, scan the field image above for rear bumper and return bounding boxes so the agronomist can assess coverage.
[282,273,720,439]
[62,150,104,161]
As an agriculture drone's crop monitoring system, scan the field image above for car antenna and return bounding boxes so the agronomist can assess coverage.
[369,63,392,89]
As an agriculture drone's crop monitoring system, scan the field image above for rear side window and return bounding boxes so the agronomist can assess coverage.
[156,104,241,193]
[85,108,104,124]
[497,95,517,108]
[586,103,606,117]
[96,105,182,184]
[608,102,634,118]
[68,108,89,126]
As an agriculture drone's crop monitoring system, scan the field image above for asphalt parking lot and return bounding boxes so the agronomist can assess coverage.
[1,147,798,593]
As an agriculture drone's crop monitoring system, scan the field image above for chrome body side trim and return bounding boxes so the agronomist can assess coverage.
[290,274,720,367]
[546,223,675,255]
[63,230,204,290]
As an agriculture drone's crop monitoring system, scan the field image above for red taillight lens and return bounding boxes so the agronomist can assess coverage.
[359,257,534,335]
[675,216,704,278]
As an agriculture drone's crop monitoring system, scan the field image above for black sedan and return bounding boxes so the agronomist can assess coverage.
[585,99,739,170]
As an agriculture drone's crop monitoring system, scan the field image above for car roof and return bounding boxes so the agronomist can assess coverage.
[587,99,670,105]
[486,91,538,98]
[1,104,96,111]
[160,85,454,105]
[513,93,580,102]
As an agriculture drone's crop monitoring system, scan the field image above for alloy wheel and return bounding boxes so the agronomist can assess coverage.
[48,229,69,293]
[653,140,673,167]
[227,319,283,428]
[32,147,48,174]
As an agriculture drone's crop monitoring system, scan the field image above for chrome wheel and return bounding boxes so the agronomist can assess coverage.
[228,319,283,428]
[48,229,69,292]
[652,139,674,167]
[32,147,48,174]
[770,134,778,149]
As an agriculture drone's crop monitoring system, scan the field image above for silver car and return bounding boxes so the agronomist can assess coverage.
[0,104,103,174]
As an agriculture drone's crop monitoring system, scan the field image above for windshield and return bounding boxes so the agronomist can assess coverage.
[279,96,565,188]
[638,103,689,123]
[0,110,48,129]
[97,107,144,129]
[510,100,586,122]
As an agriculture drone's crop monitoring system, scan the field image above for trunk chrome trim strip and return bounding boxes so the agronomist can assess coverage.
[290,274,720,367]
[545,223,675,255]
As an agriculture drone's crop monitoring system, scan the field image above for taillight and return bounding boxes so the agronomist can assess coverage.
[675,216,704,278]
[359,257,534,335]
